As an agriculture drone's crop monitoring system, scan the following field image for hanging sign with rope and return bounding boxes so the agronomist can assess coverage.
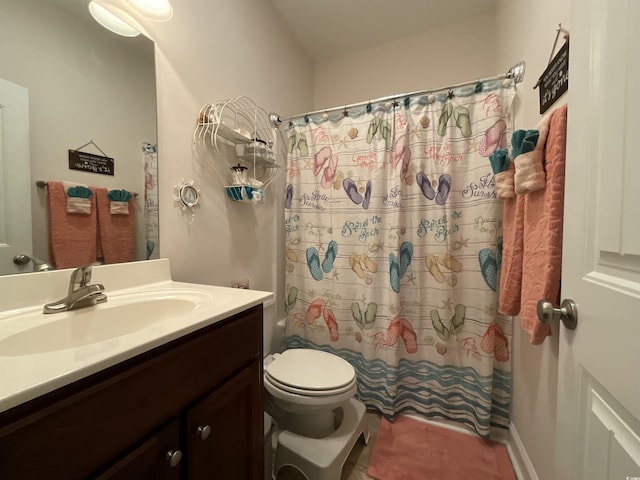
[535,24,570,114]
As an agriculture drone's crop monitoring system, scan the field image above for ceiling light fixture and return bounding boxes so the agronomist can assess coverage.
[125,0,173,21]
[89,1,140,37]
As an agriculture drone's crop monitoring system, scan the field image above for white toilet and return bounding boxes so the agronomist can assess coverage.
[264,348,369,480]
[264,349,357,437]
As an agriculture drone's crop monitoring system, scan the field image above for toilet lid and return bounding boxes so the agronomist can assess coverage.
[264,374,356,397]
[265,349,355,392]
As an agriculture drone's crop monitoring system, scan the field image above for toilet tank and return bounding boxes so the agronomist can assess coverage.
[263,301,286,354]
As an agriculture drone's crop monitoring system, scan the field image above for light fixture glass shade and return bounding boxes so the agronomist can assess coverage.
[125,0,173,21]
[89,1,140,37]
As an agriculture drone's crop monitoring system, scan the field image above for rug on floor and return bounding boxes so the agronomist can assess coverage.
[367,416,516,480]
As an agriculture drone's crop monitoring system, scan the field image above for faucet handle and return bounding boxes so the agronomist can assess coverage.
[70,265,93,290]
[80,265,93,286]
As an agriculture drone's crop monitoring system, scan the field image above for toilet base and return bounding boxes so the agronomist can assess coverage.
[286,409,336,439]
[275,398,369,480]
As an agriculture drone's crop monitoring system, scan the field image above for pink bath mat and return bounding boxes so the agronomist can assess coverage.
[367,416,516,480]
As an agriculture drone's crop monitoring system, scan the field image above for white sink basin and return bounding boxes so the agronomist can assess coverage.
[0,289,217,356]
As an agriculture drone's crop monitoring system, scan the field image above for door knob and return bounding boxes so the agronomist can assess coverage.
[13,254,31,265]
[536,299,578,330]
[165,449,182,467]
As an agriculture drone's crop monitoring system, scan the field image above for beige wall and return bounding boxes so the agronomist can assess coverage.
[495,1,570,479]
[129,0,313,350]
[313,13,499,109]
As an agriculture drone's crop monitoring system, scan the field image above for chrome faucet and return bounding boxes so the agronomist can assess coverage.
[43,265,107,314]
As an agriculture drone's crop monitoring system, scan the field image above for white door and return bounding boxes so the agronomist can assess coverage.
[0,79,32,275]
[556,1,640,479]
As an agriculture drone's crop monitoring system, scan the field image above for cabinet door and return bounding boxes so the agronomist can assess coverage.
[186,362,262,480]
[93,419,182,480]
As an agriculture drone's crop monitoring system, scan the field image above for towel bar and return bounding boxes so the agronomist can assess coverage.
[35,181,138,197]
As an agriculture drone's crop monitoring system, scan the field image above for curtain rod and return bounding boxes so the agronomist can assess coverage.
[279,61,526,123]
[35,180,139,197]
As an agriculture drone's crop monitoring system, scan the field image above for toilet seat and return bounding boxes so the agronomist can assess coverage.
[264,373,356,397]
[265,349,356,396]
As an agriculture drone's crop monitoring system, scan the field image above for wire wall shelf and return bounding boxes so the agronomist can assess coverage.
[192,96,283,203]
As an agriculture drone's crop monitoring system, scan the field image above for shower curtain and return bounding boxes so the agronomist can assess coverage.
[143,143,159,260]
[284,80,515,438]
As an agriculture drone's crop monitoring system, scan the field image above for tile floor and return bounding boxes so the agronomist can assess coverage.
[274,411,381,480]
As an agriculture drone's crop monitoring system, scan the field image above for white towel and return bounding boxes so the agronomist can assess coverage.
[514,113,551,194]
[62,181,92,214]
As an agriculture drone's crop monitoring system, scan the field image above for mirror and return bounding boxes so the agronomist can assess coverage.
[178,184,200,209]
[0,0,157,275]
[175,179,200,224]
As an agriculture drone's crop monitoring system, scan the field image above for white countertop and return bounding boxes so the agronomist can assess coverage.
[0,260,273,414]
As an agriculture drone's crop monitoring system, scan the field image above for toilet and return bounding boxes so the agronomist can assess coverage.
[264,349,357,437]
[264,348,369,480]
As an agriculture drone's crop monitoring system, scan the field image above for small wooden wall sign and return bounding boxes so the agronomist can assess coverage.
[538,40,569,114]
[68,150,114,176]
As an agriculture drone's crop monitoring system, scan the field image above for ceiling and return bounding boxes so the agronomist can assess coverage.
[270,0,498,62]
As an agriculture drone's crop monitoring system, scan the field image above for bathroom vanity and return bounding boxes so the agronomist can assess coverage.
[0,260,271,479]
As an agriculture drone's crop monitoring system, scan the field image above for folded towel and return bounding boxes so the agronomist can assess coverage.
[488,148,508,172]
[96,188,135,264]
[108,189,133,215]
[66,197,92,214]
[47,181,97,268]
[489,148,515,199]
[110,201,130,215]
[513,116,551,194]
[108,189,133,202]
[495,164,516,199]
[66,186,93,198]
[63,182,93,214]
[520,104,568,344]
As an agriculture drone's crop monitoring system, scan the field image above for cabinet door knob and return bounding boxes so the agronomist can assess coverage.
[165,450,182,467]
[197,425,211,440]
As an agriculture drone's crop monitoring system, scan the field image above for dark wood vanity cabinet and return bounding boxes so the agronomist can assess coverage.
[94,419,182,480]
[186,364,262,479]
[0,305,264,480]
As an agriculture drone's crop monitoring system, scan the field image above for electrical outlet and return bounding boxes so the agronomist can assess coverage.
[230,279,250,289]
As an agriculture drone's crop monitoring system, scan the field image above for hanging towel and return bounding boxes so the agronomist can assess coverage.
[95,187,135,264]
[498,170,525,316]
[108,189,133,214]
[520,104,568,344]
[488,148,515,199]
[513,115,551,194]
[62,181,93,214]
[47,181,98,268]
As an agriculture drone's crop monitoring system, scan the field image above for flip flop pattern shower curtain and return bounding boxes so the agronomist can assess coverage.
[284,81,515,438]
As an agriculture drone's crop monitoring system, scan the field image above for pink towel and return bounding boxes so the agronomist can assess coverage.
[95,188,135,264]
[47,181,97,268]
[498,163,524,316]
[520,105,568,344]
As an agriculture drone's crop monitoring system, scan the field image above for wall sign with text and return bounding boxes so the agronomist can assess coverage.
[538,41,569,114]
[68,150,114,176]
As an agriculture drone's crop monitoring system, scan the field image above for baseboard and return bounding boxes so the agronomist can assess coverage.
[506,423,539,480]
